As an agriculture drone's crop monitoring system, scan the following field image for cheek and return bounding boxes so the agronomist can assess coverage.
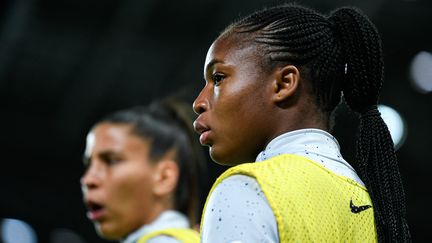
[211,80,268,164]
[106,163,154,211]
[106,165,155,229]
[216,79,263,127]
[214,81,247,115]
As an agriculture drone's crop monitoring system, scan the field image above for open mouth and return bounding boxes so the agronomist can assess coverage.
[86,201,105,221]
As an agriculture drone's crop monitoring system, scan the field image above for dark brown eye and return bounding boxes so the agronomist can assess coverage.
[100,153,121,166]
[104,156,121,166]
[212,73,225,86]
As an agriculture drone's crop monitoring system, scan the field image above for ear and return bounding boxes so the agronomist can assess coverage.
[271,65,300,103]
[152,160,180,197]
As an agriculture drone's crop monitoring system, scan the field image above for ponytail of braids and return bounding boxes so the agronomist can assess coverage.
[329,8,411,242]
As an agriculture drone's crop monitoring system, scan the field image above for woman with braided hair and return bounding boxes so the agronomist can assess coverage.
[81,99,203,243]
[193,3,410,242]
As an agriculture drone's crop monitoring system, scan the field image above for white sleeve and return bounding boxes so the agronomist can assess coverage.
[201,175,279,243]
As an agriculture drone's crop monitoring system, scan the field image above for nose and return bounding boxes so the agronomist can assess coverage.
[80,163,102,191]
[193,86,210,115]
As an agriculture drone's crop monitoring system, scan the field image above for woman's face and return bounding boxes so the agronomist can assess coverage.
[81,123,157,240]
[193,35,275,165]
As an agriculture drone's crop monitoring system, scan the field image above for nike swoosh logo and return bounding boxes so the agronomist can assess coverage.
[350,199,372,214]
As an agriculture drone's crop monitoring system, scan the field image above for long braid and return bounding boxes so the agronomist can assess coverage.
[330,8,410,242]
[222,4,410,242]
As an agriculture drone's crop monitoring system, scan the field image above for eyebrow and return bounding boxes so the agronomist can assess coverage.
[82,150,119,165]
[205,59,224,72]
[204,59,223,79]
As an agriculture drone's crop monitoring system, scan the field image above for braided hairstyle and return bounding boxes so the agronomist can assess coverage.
[96,99,206,226]
[220,4,410,242]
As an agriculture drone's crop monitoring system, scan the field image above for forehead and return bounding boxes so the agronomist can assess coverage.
[85,123,147,154]
[92,123,132,142]
[205,34,263,71]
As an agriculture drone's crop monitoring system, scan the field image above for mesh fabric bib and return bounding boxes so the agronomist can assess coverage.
[201,154,377,242]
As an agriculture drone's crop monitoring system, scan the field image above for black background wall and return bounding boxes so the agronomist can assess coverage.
[0,0,431,242]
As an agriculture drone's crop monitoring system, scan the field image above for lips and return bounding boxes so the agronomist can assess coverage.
[193,119,211,145]
[85,200,106,221]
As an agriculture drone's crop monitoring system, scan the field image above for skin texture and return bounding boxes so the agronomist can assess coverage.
[193,34,324,166]
[193,36,275,165]
[81,123,178,240]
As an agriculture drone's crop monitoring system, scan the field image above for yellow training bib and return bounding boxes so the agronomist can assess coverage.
[201,154,377,242]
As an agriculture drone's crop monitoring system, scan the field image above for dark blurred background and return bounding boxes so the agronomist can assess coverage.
[0,0,430,242]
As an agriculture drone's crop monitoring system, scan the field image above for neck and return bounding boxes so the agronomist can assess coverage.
[145,196,175,226]
[267,100,328,148]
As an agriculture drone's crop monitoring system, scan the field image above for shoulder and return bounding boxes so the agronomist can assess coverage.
[201,174,279,242]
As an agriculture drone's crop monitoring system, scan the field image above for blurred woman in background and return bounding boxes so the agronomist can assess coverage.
[81,99,204,243]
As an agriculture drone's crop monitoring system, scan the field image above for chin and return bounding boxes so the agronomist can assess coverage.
[96,224,123,241]
[209,147,246,166]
